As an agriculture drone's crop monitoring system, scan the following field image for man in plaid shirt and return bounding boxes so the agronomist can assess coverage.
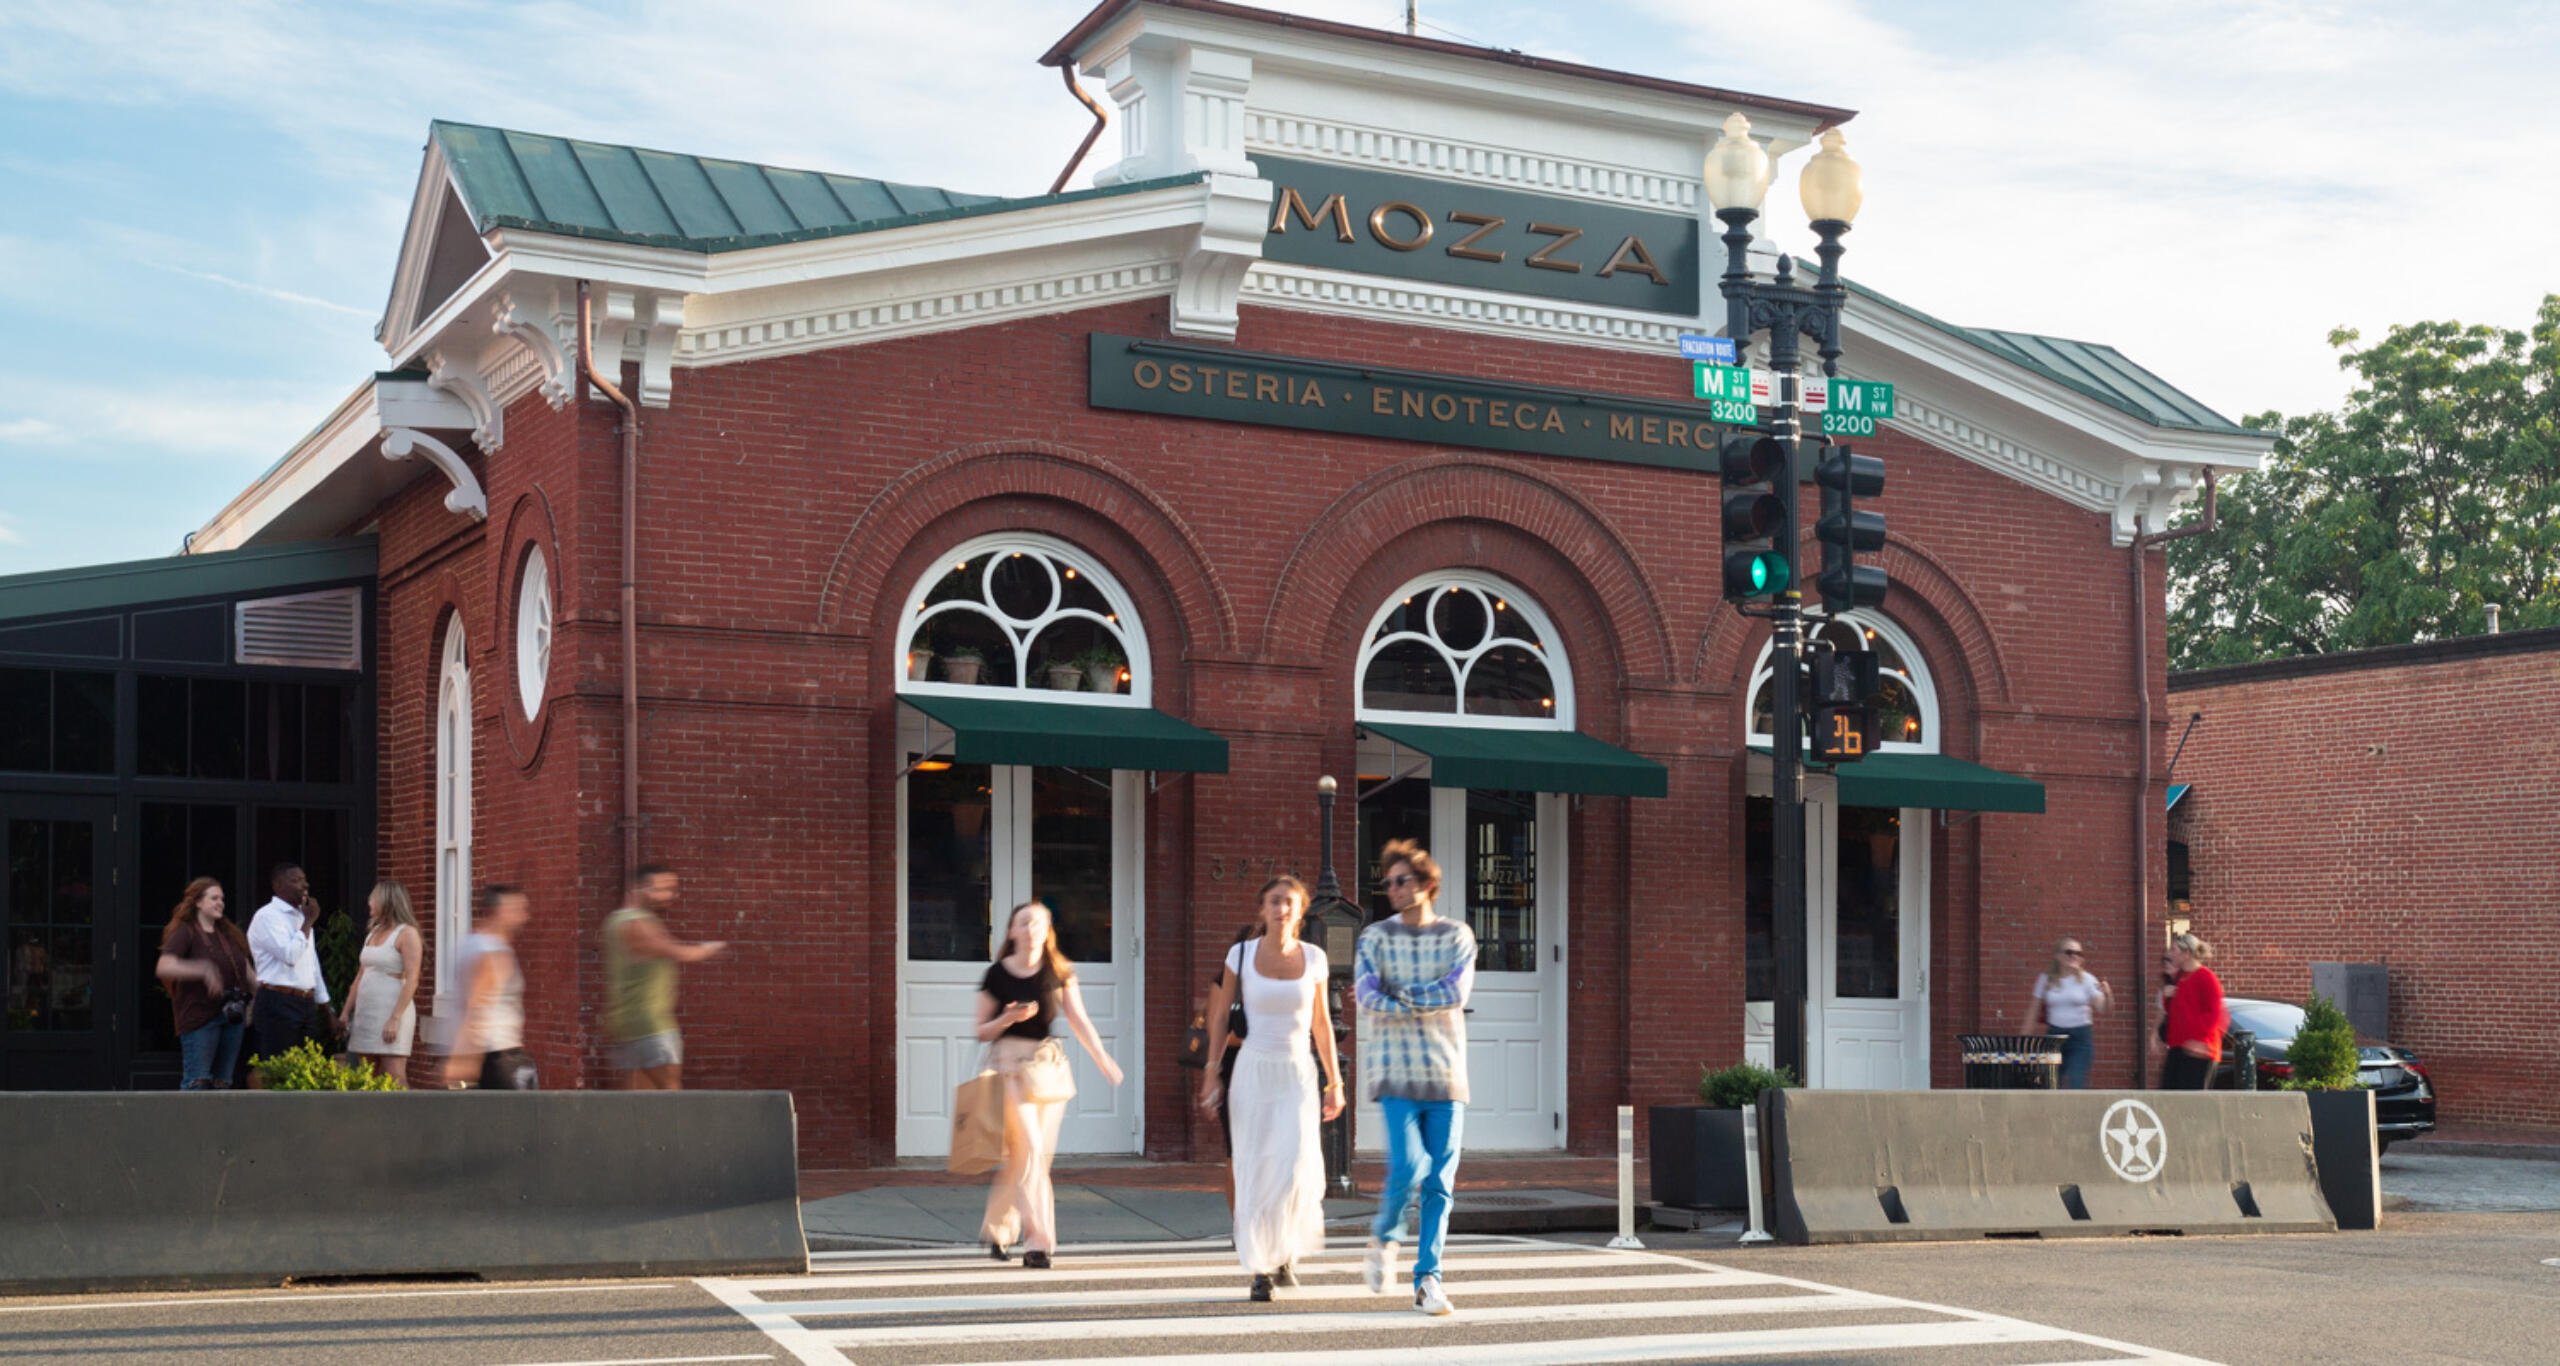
[1354,838,1475,1317]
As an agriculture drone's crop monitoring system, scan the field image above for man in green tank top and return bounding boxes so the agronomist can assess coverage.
[604,864,727,1089]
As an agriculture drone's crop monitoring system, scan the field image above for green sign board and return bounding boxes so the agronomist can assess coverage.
[1694,363,1758,424]
[1089,334,1740,473]
[1252,155,1701,316]
[1818,379,1896,437]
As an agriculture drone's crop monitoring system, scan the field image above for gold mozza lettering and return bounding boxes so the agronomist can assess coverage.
[1267,181,1669,289]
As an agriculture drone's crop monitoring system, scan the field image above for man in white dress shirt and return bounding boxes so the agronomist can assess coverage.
[246,863,338,1077]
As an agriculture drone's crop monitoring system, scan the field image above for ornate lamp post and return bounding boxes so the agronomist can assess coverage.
[1704,114,1865,1084]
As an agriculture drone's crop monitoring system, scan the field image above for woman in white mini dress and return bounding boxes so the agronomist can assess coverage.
[1198,876,1345,1301]
[340,879,421,1079]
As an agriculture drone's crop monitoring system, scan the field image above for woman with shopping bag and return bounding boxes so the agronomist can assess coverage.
[975,899,1122,1268]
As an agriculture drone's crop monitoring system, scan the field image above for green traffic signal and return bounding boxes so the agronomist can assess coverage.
[1723,548,1791,598]
[1719,433,1796,602]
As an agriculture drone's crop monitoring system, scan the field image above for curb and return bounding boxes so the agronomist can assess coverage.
[2403,1141,2560,1162]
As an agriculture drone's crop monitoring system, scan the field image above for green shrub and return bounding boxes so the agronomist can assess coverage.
[250,1038,401,1091]
[316,908,362,1006]
[1698,1061,1798,1109]
[2281,993,2360,1091]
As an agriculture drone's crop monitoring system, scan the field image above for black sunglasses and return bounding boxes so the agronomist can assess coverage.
[1384,873,1422,889]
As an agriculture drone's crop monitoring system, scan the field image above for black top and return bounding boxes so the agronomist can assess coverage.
[982,960,1060,1040]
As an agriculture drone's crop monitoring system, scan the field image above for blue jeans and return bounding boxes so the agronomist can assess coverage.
[2055,1024,2095,1089]
[179,1019,245,1089]
[1371,1096,1464,1281]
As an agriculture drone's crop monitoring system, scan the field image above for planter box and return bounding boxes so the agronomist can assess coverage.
[1648,1104,1749,1210]
[2306,1087,2380,1230]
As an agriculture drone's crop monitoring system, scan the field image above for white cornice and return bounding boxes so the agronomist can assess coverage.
[379,139,454,347]
[1246,110,1702,214]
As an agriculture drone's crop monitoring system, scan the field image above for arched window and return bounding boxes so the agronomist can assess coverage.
[1357,572,1571,729]
[896,534,1151,705]
[434,621,472,1007]
[514,545,551,720]
[1747,611,1937,752]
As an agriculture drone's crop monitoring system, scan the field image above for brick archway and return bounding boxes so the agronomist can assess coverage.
[1260,454,1674,683]
[816,440,1238,655]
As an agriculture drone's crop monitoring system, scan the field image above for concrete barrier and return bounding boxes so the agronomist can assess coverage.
[1764,1089,2335,1244]
[0,1091,807,1294]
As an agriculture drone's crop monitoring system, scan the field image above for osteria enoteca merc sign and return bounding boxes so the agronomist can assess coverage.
[1250,155,1701,316]
[1088,334,1727,473]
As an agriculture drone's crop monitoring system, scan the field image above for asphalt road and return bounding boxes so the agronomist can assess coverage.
[4,1199,2553,1364]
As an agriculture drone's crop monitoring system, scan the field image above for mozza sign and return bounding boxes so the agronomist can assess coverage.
[1252,155,1701,316]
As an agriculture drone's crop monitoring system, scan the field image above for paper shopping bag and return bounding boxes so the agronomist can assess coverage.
[947,1069,1006,1175]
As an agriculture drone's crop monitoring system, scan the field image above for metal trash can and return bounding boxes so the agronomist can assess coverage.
[1959,1032,2066,1089]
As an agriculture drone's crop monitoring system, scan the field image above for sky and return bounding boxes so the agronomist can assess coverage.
[2,0,2555,575]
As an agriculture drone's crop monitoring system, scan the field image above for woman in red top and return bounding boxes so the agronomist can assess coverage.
[2157,932,2227,1089]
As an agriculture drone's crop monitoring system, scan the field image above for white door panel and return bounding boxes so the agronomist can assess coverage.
[897,765,1143,1157]
[1745,794,1930,1092]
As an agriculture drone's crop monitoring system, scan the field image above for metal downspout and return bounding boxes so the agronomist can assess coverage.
[578,281,644,878]
[1048,63,1110,196]
[2128,468,2217,1082]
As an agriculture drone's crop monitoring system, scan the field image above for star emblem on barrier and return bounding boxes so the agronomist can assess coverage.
[2100,1098,2167,1182]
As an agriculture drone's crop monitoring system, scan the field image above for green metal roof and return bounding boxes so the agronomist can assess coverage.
[1838,276,2258,437]
[431,121,1203,254]
[0,538,377,625]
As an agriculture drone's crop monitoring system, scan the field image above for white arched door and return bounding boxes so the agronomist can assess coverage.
[892,538,1147,1157]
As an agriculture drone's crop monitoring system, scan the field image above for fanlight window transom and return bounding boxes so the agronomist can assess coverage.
[898,536,1149,705]
[1748,611,1936,751]
[1358,574,1571,729]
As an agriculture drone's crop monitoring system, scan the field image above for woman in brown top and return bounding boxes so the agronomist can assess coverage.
[156,877,254,1089]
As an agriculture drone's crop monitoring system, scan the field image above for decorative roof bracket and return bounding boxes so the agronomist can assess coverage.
[381,427,490,522]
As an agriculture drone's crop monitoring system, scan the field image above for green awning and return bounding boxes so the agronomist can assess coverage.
[904,695,1228,773]
[1363,721,1668,798]
[1753,746,2044,813]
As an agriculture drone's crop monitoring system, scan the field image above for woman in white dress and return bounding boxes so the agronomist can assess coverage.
[1197,876,1346,1301]
[340,880,421,1080]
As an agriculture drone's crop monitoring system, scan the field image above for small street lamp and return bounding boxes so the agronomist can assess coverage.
[1705,113,1865,1085]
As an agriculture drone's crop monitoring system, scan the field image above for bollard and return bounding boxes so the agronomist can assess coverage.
[1608,1104,1644,1249]
[1739,1100,1774,1244]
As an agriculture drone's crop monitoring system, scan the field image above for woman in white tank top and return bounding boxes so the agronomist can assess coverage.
[2026,938,2111,1089]
[1198,876,1345,1301]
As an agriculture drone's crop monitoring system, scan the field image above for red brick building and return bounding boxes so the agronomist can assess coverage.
[2169,628,2560,1131]
[168,0,2268,1159]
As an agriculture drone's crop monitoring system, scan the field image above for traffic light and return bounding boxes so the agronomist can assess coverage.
[1808,644,1882,764]
[1814,443,1888,614]
[1720,433,1794,600]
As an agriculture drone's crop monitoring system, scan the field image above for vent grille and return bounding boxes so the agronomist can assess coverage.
[235,587,364,671]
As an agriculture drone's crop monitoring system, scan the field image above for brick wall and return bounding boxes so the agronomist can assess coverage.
[2170,635,2560,1129]
[357,294,2175,1160]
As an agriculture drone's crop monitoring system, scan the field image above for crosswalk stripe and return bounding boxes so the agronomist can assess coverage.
[753,1250,1680,1294]
[818,1291,1887,1348]
[937,1316,2077,1366]
[759,1270,1769,1320]
[802,1233,1520,1264]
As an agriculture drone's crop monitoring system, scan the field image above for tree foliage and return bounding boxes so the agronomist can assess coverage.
[2280,994,2361,1093]
[2167,296,2560,671]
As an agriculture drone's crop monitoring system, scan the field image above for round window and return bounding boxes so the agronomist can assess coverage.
[515,546,552,719]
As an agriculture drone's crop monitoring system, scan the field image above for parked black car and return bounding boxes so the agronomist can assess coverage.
[2222,997,2438,1150]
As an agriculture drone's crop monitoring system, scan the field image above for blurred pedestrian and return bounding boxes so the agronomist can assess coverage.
[604,864,725,1090]
[246,863,336,1079]
[443,884,535,1090]
[156,877,252,1089]
[977,899,1122,1269]
[1198,877,1343,1301]
[2025,937,2111,1088]
[2158,932,2227,1090]
[340,880,422,1081]
[1357,838,1474,1318]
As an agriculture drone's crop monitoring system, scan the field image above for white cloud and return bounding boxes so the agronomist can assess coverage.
[0,375,341,463]
[0,514,24,546]
[0,417,64,444]
[136,261,370,318]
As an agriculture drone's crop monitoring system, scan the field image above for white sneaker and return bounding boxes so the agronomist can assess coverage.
[1414,1273,1454,1316]
[1363,1238,1396,1294]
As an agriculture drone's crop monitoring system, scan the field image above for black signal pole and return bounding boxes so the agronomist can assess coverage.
[1714,186,1853,1087]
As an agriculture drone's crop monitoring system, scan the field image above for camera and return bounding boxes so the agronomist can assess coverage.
[220,988,252,1026]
